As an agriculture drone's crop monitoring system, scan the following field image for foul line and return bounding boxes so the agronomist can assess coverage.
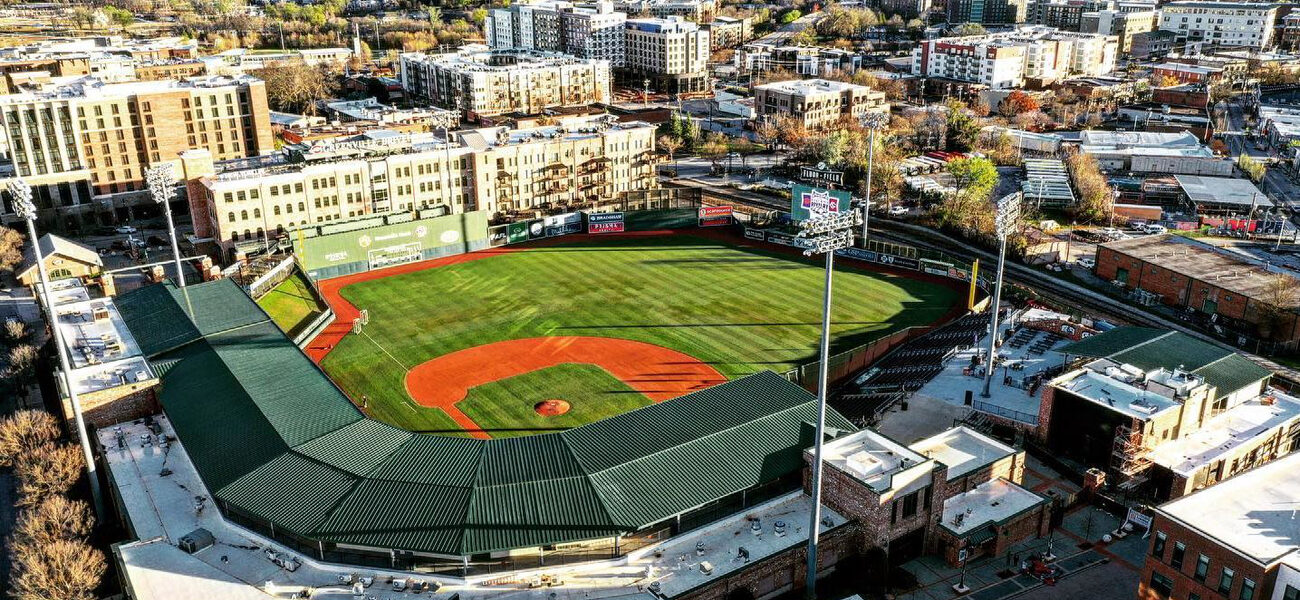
[359,328,410,372]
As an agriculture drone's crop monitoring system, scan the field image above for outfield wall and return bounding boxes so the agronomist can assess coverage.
[292,211,491,280]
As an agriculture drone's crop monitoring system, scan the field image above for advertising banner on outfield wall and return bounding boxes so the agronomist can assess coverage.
[791,184,852,222]
[744,228,766,241]
[527,219,547,240]
[544,212,583,237]
[588,212,625,234]
[294,210,490,278]
[699,206,734,228]
[507,222,529,244]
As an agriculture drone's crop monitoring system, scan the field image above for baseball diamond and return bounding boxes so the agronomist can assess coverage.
[306,231,961,436]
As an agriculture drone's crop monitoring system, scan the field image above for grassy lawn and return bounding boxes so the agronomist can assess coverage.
[321,234,960,433]
[457,364,653,437]
[258,271,326,338]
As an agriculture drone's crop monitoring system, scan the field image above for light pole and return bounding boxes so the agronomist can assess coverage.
[145,164,186,286]
[7,179,103,518]
[861,112,888,244]
[799,203,861,600]
[981,192,1021,399]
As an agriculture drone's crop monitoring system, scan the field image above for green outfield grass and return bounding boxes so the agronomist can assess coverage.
[320,234,960,434]
[259,271,327,338]
[457,364,653,438]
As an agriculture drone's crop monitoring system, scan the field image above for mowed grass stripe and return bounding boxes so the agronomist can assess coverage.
[321,235,959,433]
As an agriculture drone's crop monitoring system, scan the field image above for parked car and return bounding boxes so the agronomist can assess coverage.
[1077,257,1096,269]
[888,205,909,216]
[1143,225,1167,235]
[114,225,138,234]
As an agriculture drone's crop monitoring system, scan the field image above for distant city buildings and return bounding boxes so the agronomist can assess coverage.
[0,35,200,93]
[398,48,612,118]
[1080,9,1157,53]
[1158,1,1279,51]
[753,78,888,129]
[912,26,1118,89]
[734,43,866,78]
[946,0,1027,26]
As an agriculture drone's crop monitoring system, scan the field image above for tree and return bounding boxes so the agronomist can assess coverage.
[6,344,39,388]
[14,444,83,506]
[779,9,802,24]
[947,156,999,201]
[102,5,135,28]
[951,23,987,36]
[945,100,981,152]
[8,538,106,600]
[1238,153,1266,183]
[1000,90,1039,117]
[1066,152,1114,224]
[255,62,340,115]
[754,120,779,150]
[937,157,999,234]
[789,29,817,46]
[815,7,878,38]
[4,318,26,342]
[13,496,94,549]
[698,132,730,161]
[0,410,60,469]
[657,135,683,174]
[0,226,21,274]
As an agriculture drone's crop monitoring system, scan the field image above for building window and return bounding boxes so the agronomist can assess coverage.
[1149,572,1173,599]
[1241,579,1255,600]
[1170,542,1185,570]
[1283,585,1299,600]
[1152,532,1167,559]
[1219,567,1235,595]
[1194,554,1209,582]
[902,490,920,519]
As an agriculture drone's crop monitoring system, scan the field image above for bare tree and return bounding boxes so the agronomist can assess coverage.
[8,538,106,600]
[6,344,39,389]
[4,319,27,342]
[14,444,82,506]
[0,410,60,468]
[255,61,340,115]
[13,496,93,549]
[0,226,22,274]
[657,135,683,174]
[1256,274,1300,340]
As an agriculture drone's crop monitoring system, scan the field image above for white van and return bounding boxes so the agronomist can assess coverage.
[1140,224,1167,235]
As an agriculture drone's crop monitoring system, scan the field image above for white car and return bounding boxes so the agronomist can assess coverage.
[114,225,138,234]
[1077,257,1096,269]
[888,205,909,216]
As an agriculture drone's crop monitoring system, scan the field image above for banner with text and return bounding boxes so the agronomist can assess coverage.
[791,184,852,223]
[588,212,626,234]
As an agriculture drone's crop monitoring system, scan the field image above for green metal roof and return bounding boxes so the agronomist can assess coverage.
[1058,328,1270,396]
[119,280,852,556]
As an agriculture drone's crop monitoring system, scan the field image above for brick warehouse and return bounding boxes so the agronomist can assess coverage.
[1138,453,1300,600]
[1094,234,1300,351]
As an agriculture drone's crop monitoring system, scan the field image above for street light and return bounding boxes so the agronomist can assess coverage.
[800,202,862,600]
[7,179,104,518]
[861,112,889,244]
[981,192,1021,399]
[145,163,186,287]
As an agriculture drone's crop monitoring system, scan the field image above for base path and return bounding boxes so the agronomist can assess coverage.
[404,336,726,439]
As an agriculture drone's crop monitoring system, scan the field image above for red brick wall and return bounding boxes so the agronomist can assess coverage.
[1137,513,1273,600]
[933,501,1051,566]
[676,523,861,600]
[808,458,947,549]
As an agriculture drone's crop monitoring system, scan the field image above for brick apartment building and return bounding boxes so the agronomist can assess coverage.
[1094,235,1300,350]
[1138,452,1300,600]
[753,78,889,130]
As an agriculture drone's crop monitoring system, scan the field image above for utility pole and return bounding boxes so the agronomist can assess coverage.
[7,179,103,518]
[798,195,861,600]
[982,192,1020,399]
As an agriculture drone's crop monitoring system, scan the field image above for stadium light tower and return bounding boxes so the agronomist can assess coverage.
[981,192,1021,399]
[860,112,889,244]
[145,163,186,287]
[799,202,861,600]
[7,179,104,517]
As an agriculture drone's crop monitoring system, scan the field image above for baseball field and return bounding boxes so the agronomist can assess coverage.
[309,233,960,437]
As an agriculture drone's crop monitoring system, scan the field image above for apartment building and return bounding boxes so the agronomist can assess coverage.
[0,36,199,94]
[946,0,1027,26]
[1026,0,1114,31]
[613,0,716,22]
[705,16,752,49]
[1138,453,1300,600]
[399,48,612,118]
[183,116,658,257]
[563,3,629,65]
[734,43,865,78]
[487,0,627,65]
[1158,1,1279,51]
[912,27,1117,89]
[623,17,710,95]
[0,75,274,229]
[753,78,888,129]
[1081,9,1157,53]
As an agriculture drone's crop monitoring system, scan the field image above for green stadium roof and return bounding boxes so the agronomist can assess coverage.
[1058,327,1270,396]
[116,279,852,556]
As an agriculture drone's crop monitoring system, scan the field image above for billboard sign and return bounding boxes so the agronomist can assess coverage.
[544,212,583,237]
[699,205,734,228]
[744,228,766,241]
[588,212,625,234]
[293,210,489,273]
[799,162,845,187]
[507,222,529,244]
[765,232,814,249]
[791,184,852,222]
[527,219,546,239]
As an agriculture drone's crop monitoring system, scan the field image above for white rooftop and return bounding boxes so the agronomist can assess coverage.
[940,479,1044,537]
[1175,175,1272,208]
[910,427,1019,481]
[41,281,155,395]
[1053,369,1181,420]
[821,429,932,494]
[1147,392,1300,476]
[1160,452,1300,566]
[105,417,847,600]
[753,78,874,96]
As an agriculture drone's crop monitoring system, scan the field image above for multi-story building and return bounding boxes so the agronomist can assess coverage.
[1081,9,1157,52]
[562,2,628,65]
[182,115,658,257]
[1158,1,1279,51]
[623,17,710,95]
[0,36,200,94]
[613,0,716,22]
[734,43,865,78]
[1132,29,1179,58]
[1138,453,1300,600]
[399,48,612,118]
[753,78,889,129]
[1026,0,1113,31]
[205,47,356,74]
[487,0,627,65]
[946,0,1027,26]
[705,16,752,49]
[0,75,274,229]
[912,27,1117,88]
[1281,12,1300,52]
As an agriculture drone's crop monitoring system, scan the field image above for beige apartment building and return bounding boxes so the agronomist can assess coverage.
[0,75,274,229]
[623,17,711,95]
[183,116,658,257]
[753,78,889,130]
[399,48,612,119]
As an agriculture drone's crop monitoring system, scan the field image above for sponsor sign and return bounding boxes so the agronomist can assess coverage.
[921,258,954,277]
[799,162,846,187]
[766,232,813,249]
[527,219,546,239]
[507,222,529,244]
[588,211,625,234]
[791,184,852,222]
[871,253,920,270]
[744,228,766,241]
[1125,508,1153,533]
[699,205,733,227]
[835,247,876,261]
[544,212,583,237]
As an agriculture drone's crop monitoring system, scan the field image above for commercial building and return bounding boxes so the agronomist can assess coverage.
[182,115,658,258]
[911,27,1118,89]
[15,232,102,287]
[206,47,355,73]
[1026,0,1113,31]
[1131,29,1179,58]
[1139,453,1300,600]
[486,1,628,65]
[1260,104,1300,150]
[623,17,710,95]
[734,44,866,78]
[1158,1,1279,51]
[753,78,889,130]
[946,0,1027,26]
[1076,130,1232,175]
[1080,9,1157,53]
[613,0,716,22]
[705,15,752,49]
[0,75,274,230]
[1094,235,1300,350]
[398,48,612,118]
[1042,327,1297,500]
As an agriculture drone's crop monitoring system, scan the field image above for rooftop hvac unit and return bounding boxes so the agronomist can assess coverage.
[178,528,214,554]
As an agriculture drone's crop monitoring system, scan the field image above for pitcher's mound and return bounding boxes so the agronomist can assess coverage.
[535,399,571,417]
